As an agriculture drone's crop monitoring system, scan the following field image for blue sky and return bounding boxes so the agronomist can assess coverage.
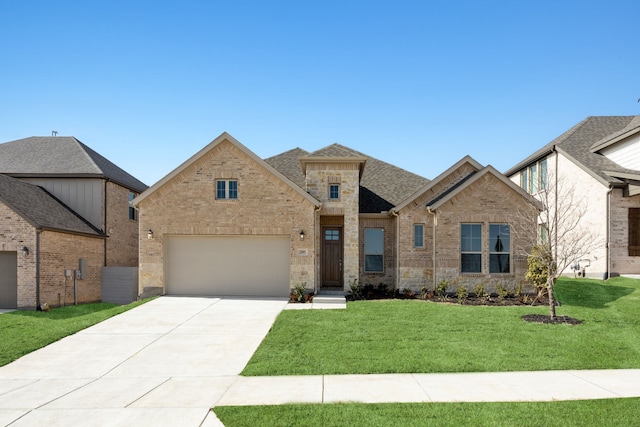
[1,1,638,186]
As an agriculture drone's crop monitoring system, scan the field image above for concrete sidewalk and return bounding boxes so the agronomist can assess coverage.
[216,369,640,406]
[1,297,639,427]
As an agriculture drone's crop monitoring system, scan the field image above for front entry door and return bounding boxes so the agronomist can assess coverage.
[322,227,343,288]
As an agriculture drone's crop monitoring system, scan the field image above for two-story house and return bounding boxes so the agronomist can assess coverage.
[0,136,148,309]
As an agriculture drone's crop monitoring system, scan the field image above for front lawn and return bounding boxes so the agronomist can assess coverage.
[0,299,151,366]
[214,398,640,427]
[243,277,640,376]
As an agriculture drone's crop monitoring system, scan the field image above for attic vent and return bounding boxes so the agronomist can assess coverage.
[52,131,58,137]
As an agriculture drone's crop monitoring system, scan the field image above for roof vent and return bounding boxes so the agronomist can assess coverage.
[51,130,58,136]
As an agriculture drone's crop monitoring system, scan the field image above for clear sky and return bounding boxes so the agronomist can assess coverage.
[1,0,638,186]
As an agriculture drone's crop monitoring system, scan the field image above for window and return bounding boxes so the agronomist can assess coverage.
[329,184,340,200]
[489,224,510,273]
[629,208,640,256]
[128,192,137,221]
[216,180,238,200]
[461,224,482,273]
[521,159,548,194]
[520,169,528,190]
[539,223,549,244]
[529,163,538,194]
[364,228,384,272]
[539,159,548,190]
[414,224,424,248]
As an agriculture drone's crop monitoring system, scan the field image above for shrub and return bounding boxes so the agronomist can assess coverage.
[474,283,490,303]
[293,282,307,302]
[435,280,449,301]
[496,282,510,299]
[456,285,468,304]
[349,279,363,300]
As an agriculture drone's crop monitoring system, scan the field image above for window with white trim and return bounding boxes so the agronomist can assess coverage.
[520,159,547,194]
[216,180,238,200]
[364,228,384,272]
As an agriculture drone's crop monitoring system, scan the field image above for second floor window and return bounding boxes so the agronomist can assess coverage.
[329,184,340,200]
[128,192,137,221]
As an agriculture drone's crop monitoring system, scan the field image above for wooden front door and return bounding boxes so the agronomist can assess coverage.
[322,227,343,288]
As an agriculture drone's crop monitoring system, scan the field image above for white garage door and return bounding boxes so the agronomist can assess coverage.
[165,235,290,297]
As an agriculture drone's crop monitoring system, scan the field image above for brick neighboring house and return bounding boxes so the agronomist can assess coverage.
[505,115,640,279]
[134,132,539,298]
[0,136,148,309]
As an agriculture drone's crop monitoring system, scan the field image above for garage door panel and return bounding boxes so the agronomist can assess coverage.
[166,236,290,297]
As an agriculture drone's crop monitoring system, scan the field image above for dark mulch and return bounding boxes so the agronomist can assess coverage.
[521,314,582,325]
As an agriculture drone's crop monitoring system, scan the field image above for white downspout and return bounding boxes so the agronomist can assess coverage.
[606,186,613,280]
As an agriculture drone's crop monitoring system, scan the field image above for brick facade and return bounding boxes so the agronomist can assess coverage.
[0,201,37,308]
[137,139,317,295]
[0,201,104,308]
[398,169,538,293]
[39,231,103,307]
[105,181,139,267]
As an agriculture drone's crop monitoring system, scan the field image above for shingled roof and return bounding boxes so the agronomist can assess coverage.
[504,116,639,186]
[0,174,104,237]
[0,136,148,192]
[265,143,430,212]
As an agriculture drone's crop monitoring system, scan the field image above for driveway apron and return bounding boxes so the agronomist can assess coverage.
[0,297,288,427]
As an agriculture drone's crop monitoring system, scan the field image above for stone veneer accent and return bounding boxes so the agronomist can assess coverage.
[137,139,317,295]
[304,161,360,290]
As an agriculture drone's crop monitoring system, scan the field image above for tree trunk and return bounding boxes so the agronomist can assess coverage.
[547,276,556,320]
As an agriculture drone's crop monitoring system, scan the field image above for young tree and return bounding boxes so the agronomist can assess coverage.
[519,170,602,320]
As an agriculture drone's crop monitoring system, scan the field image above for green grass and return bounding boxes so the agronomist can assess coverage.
[0,299,152,366]
[243,277,640,376]
[214,398,640,427]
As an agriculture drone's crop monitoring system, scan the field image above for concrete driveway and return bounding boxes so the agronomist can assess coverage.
[0,296,289,427]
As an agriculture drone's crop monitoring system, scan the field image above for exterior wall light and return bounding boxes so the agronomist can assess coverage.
[22,246,29,257]
[147,229,154,240]
[299,230,305,241]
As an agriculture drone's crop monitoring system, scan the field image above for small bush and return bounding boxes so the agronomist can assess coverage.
[474,283,490,304]
[435,280,449,301]
[496,282,510,299]
[456,285,468,304]
[349,279,363,300]
[293,282,307,302]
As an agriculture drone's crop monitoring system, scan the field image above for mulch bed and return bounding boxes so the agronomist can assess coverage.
[521,314,582,325]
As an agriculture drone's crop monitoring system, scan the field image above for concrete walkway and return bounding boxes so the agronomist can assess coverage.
[1,297,640,427]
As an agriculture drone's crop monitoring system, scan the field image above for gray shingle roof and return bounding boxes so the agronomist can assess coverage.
[265,143,430,212]
[264,148,309,189]
[0,174,104,236]
[0,136,148,192]
[504,116,638,185]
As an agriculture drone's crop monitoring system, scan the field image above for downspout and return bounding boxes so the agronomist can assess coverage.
[554,147,558,266]
[427,207,437,289]
[606,186,613,280]
[103,179,109,267]
[390,209,399,290]
[36,228,42,309]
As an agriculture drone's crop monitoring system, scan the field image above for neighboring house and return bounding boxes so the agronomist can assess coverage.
[0,136,148,309]
[505,115,640,279]
[134,132,539,298]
